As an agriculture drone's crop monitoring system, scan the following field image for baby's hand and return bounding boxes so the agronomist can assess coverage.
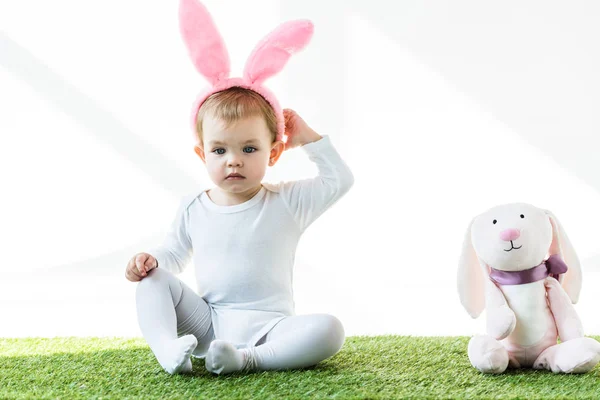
[125,252,157,282]
[283,109,322,150]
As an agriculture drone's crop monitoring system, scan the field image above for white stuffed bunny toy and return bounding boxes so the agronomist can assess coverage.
[458,203,600,374]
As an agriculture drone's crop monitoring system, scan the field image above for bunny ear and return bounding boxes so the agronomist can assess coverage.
[458,219,487,318]
[243,20,314,85]
[179,0,230,85]
[545,210,582,303]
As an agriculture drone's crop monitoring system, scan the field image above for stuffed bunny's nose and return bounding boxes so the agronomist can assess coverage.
[499,229,520,241]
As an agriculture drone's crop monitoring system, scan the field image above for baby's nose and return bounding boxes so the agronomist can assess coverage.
[499,228,520,241]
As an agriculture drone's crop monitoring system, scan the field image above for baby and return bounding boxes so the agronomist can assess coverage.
[125,87,354,375]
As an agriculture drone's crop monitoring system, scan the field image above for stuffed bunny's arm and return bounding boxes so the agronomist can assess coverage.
[544,277,584,342]
[485,279,517,340]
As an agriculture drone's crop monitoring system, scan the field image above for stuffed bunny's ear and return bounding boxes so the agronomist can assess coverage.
[179,0,230,85]
[243,20,313,85]
[458,219,486,318]
[545,210,582,303]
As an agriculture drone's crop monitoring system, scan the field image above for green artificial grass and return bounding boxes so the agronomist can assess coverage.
[1,336,599,399]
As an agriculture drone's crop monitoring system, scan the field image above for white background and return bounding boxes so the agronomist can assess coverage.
[1,0,599,337]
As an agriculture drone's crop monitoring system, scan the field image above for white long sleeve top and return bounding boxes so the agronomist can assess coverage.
[149,135,354,348]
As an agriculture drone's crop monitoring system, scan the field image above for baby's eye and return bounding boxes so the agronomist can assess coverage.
[243,146,257,153]
[212,148,226,155]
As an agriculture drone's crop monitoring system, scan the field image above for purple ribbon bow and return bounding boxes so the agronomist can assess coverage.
[489,254,568,285]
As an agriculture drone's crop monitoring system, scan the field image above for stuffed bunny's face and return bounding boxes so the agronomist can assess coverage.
[471,203,552,271]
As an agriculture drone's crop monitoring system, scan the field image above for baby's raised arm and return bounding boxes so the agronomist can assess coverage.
[278,109,354,231]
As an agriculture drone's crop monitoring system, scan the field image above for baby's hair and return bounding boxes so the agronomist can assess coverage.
[196,87,278,144]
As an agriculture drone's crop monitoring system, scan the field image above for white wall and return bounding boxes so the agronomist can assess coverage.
[1,0,599,337]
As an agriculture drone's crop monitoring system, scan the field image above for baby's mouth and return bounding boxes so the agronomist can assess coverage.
[226,173,245,180]
[504,241,522,252]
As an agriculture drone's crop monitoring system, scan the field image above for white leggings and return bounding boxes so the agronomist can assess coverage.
[136,268,345,372]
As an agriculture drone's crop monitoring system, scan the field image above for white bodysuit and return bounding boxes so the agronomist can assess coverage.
[143,136,353,364]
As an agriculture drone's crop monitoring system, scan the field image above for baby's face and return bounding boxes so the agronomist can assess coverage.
[200,114,274,195]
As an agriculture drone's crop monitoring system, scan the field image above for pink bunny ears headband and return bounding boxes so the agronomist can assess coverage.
[179,0,314,143]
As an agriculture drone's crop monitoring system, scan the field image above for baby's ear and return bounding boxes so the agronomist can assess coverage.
[194,144,206,164]
[268,141,285,166]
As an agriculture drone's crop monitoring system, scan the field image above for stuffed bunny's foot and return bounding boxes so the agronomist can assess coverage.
[533,337,600,373]
[468,335,509,374]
